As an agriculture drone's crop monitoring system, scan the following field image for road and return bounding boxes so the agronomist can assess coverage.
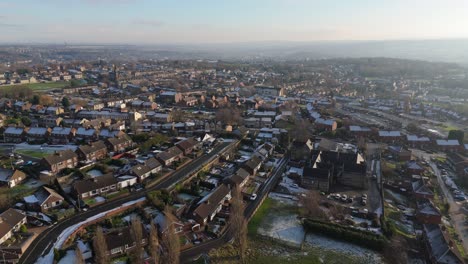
[429,161,468,253]
[19,141,235,264]
[180,153,289,263]
[412,149,468,253]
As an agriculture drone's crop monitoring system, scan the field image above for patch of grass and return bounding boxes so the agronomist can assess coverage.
[106,189,129,200]
[84,198,97,206]
[248,197,274,235]
[0,81,71,91]
[208,236,369,264]
[15,149,51,159]
[437,124,459,132]
[447,225,467,259]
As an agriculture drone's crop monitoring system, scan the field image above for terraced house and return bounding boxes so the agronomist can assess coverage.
[76,141,108,162]
[42,150,78,174]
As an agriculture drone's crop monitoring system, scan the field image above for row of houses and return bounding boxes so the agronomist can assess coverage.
[348,127,467,153]
[41,136,133,174]
[70,138,202,200]
[4,126,126,144]
[192,143,274,225]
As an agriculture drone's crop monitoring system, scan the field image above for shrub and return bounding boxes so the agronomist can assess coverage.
[19,225,28,233]
[303,218,387,251]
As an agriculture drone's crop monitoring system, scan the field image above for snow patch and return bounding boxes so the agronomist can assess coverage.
[35,197,146,264]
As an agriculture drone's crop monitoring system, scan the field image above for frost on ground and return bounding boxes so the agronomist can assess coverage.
[258,214,305,246]
[257,198,383,261]
[36,197,146,264]
[306,233,382,261]
[57,250,75,264]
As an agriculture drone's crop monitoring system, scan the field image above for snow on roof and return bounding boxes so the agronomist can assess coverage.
[436,139,460,146]
[349,126,371,132]
[24,194,39,204]
[378,131,401,137]
[407,135,430,142]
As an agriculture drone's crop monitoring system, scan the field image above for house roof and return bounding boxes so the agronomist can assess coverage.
[51,127,72,135]
[436,139,460,146]
[145,157,162,170]
[407,135,430,142]
[242,156,262,172]
[4,127,24,135]
[303,167,330,180]
[194,184,230,221]
[106,136,131,147]
[156,146,183,161]
[34,186,64,206]
[43,150,77,166]
[349,126,371,132]
[76,127,97,136]
[315,118,335,126]
[0,208,26,239]
[77,141,107,155]
[73,174,117,194]
[0,169,25,183]
[378,131,401,137]
[423,224,463,264]
[131,164,152,178]
[104,225,147,251]
[27,127,48,135]
[175,137,199,151]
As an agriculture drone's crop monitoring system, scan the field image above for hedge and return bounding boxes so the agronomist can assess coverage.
[303,218,387,251]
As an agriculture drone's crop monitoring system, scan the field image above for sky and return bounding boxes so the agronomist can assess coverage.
[1,0,468,44]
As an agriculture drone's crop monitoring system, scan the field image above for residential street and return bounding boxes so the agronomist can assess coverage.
[412,148,468,254]
[19,141,235,264]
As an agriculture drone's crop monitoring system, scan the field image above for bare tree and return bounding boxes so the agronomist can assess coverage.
[215,107,243,126]
[130,216,144,264]
[302,190,327,220]
[74,244,85,264]
[230,187,248,263]
[161,206,180,264]
[383,236,408,264]
[149,222,160,264]
[93,226,109,264]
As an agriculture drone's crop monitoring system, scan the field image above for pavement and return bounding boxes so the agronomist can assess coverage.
[412,149,468,253]
[429,161,468,253]
[19,141,235,264]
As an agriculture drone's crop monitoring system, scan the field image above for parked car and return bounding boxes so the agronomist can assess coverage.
[30,220,43,227]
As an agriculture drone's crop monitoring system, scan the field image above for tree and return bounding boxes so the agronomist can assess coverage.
[61,97,70,109]
[383,236,408,264]
[130,216,144,264]
[75,245,85,264]
[149,222,160,264]
[31,94,40,105]
[215,107,243,126]
[229,187,248,263]
[161,206,180,264]
[301,190,327,220]
[39,95,53,106]
[21,116,32,127]
[93,226,109,264]
[448,130,464,144]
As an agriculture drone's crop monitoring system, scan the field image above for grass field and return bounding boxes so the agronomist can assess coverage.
[15,149,51,159]
[0,81,71,91]
[248,197,274,235]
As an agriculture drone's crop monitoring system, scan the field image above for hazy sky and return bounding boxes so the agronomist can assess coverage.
[1,0,468,44]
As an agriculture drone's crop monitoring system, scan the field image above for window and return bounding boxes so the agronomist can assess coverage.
[111,248,121,255]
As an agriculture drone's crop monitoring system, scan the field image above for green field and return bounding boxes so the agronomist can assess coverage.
[15,149,51,159]
[0,81,71,91]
